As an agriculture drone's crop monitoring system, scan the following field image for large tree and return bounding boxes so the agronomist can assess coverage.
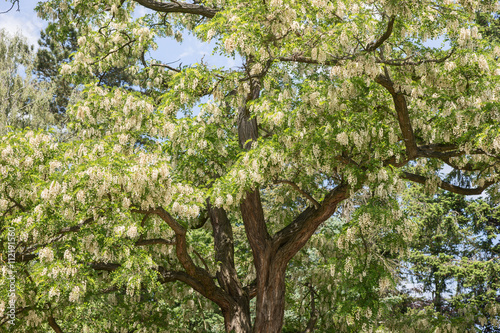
[1,0,500,332]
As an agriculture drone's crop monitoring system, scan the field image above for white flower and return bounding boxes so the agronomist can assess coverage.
[336,132,349,146]
[49,287,60,299]
[64,249,73,262]
[226,194,234,205]
[273,111,284,126]
[478,55,489,71]
[114,226,126,235]
[214,196,224,207]
[127,226,138,238]
[39,247,54,262]
[224,36,236,53]
[122,197,131,209]
[206,29,216,41]
[69,286,81,302]
[76,190,85,204]
[1,145,13,158]
[77,36,86,46]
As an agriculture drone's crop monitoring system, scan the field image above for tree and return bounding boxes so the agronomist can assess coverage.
[383,188,500,332]
[34,22,138,116]
[1,0,500,332]
[0,29,56,134]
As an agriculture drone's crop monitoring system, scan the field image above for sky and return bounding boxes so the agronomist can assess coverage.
[0,0,46,46]
[0,0,240,69]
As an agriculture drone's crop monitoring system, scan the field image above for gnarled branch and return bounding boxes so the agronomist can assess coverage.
[402,171,495,195]
[375,74,418,158]
[133,0,218,18]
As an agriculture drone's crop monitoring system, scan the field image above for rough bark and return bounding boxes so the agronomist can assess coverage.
[133,0,218,18]
[209,202,252,332]
[252,256,288,333]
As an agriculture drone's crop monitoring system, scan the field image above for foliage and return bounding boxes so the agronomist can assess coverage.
[34,22,141,117]
[1,0,500,332]
[380,189,500,332]
[0,29,56,134]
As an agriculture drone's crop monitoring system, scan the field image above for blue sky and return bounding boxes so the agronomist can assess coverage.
[0,0,240,69]
[0,0,46,46]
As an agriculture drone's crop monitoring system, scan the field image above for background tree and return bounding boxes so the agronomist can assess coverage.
[382,188,500,332]
[34,22,140,117]
[0,29,56,134]
[1,0,500,332]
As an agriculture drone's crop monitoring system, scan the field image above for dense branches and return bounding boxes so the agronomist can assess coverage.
[1,0,500,332]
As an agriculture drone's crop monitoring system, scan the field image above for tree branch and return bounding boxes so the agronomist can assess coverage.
[375,74,418,158]
[133,0,218,18]
[401,171,495,195]
[48,316,64,333]
[301,283,318,333]
[273,182,349,263]
[277,15,395,66]
[135,238,175,246]
[132,207,231,309]
[243,280,257,299]
[274,180,320,209]
[376,48,455,66]
[0,0,19,14]
[90,262,121,271]
[208,201,245,298]
[364,15,395,52]
[59,217,94,234]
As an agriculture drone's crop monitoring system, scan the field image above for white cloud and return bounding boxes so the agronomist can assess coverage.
[0,0,46,48]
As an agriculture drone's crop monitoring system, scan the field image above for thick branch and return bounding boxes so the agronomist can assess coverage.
[402,171,495,195]
[90,262,121,271]
[133,208,231,308]
[208,202,242,295]
[273,183,349,263]
[133,0,218,18]
[365,16,395,52]
[375,74,418,158]
[192,210,209,229]
[240,189,271,269]
[48,316,64,333]
[301,283,318,333]
[243,280,257,299]
[157,266,205,290]
[237,72,271,269]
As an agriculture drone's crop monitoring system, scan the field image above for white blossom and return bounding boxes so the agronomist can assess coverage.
[336,132,349,146]
[69,285,81,302]
[39,247,54,262]
[127,226,138,238]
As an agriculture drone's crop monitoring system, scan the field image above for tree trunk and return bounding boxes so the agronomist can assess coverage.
[253,256,288,333]
[209,202,252,332]
[223,297,252,333]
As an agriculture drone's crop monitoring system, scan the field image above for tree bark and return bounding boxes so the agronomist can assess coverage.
[209,202,252,332]
[252,254,288,333]
[223,298,252,333]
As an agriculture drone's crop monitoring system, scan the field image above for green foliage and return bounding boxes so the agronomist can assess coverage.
[384,188,500,332]
[1,0,500,332]
[0,29,56,134]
